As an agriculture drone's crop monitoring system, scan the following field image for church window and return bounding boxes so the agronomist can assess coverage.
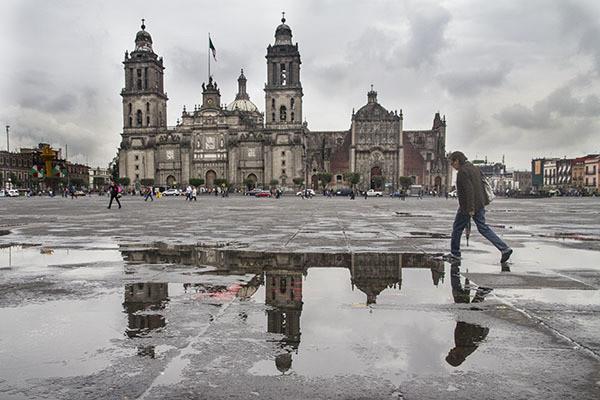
[291,112,295,122]
[135,155,139,161]
[128,117,132,127]
[271,98,275,110]
[272,113,276,122]
[144,67,148,89]
[136,69,142,90]
[146,116,150,126]
[136,110,142,127]
[128,103,132,114]
[280,105,287,121]
[146,102,150,112]
[336,174,342,182]
[136,173,140,180]
[281,151,285,157]
[290,98,295,109]
[135,165,139,170]
[129,68,134,88]
[282,160,286,166]
[280,63,287,85]
[282,169,286,175]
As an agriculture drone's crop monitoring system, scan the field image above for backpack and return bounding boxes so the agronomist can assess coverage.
[117,185,123,194]
[481,176,495,204]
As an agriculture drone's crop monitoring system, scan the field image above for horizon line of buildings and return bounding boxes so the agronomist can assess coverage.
[532,154,600,193]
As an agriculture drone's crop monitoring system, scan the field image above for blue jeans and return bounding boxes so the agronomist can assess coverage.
[451,208,509,257]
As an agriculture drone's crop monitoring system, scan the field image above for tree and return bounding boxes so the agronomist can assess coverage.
[140,178,155,187]
[371,175,385,190]
[214,178,228,187]
[344,172,361,189]
[119,177,130,187]
[70,177,86,188]
[189,178,204,187]
[318,172,332,190]
[269,179,279,188]
[399,176,413,190]
[292,177,304,187]
[8,173,21,187]
[93,176,106,189]
[243,178,256,190]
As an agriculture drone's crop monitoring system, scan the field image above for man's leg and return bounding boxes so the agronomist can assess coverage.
[472,208,509,253]
[450,210,470,257]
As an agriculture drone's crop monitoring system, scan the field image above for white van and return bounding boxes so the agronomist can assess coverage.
[408,184,423,197]
[6,189,19,197]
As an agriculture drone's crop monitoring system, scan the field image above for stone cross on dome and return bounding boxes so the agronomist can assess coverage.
[282,11,285,23]
[141,18,145,30]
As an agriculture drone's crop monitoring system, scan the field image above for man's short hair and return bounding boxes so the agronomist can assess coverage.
[449,151,468,165]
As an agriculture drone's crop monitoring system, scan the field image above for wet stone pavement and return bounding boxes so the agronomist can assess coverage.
[0,195,599,400]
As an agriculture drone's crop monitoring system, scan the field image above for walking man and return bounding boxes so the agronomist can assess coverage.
[144,186,154,202]
[447,151,512,263]
[107,180,122,209]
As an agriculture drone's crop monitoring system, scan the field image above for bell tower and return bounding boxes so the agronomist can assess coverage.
[264,13,303,127]
[121,19,168,133]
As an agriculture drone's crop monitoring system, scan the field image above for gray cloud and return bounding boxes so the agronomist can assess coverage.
[437,64,511,96]
[404,3,451,68]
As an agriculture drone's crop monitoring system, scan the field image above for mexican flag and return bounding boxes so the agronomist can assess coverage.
[209,37,216,61]
[30,165,44,178]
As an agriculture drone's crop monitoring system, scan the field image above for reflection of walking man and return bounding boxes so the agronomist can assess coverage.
[447,151,512,263]
[445,321,489,367]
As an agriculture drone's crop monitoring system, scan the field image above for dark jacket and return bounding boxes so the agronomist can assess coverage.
[456,161,486,213]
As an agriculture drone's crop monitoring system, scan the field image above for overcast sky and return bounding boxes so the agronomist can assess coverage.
[2,0,600,169]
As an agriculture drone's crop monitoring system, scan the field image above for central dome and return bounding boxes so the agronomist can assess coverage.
[228,99,258,112]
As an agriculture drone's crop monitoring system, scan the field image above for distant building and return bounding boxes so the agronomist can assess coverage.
[1,143,89,189]
[543,158,559,188]
[89,167,111,189]
[556,158,573,188]
[531,158,545,190]
[512,170,532,192]
[584,156,600,192]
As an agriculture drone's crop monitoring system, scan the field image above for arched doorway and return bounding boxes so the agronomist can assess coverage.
[246,173,257,189]
[166,175,176,187]
[205,170,217,188]
[370,166,383,190]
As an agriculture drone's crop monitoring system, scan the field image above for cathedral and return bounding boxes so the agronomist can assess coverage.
[118,17,449,192]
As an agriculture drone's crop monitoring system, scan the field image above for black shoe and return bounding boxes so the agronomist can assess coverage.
[443,253,461,262]
[500,249,513,263]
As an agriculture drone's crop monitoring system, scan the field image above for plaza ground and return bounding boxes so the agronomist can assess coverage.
[0,195,599,399]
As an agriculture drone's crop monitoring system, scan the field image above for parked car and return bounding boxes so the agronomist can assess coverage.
[390,191,404,198]
[163,188,180,196]
[366,189,383,197]
[255,190,272,197]
[296,189,316,197]
[335,188,354,196]
[245,188,263,196]
[4,189,19,197]
[448,190,457,198]
[74,190,86,197]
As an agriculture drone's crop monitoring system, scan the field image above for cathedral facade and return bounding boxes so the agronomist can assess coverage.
[118,18,448,192]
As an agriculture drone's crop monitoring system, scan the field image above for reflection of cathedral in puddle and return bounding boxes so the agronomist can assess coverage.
[265,268,303,374]
[350,253,445,305]
[123,283,169,357]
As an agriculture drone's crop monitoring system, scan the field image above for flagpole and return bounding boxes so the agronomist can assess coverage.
[208,33,211,80]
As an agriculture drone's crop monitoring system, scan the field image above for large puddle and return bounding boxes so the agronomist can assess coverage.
[0,244,505,388]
